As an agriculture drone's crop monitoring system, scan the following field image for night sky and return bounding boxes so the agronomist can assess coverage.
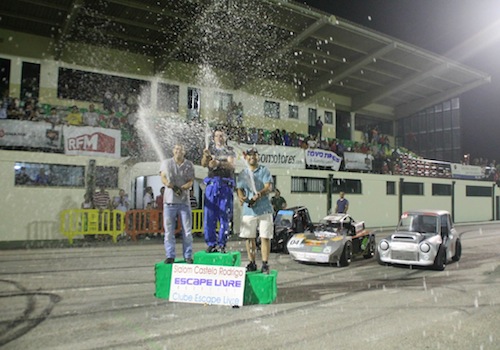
[303,0,500,163]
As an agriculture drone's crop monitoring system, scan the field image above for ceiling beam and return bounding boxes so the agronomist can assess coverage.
[54,0,85,60]
[395,77,491,117]
[351,62,451,111]
[15,0,68,11]
[305,42,397,99]
[106,0,188,20]
[0,10,60,27]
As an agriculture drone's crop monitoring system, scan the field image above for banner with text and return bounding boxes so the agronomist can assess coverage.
[450,163,484,180]
[229,141,305,169]
[64,126,121,158]
[305,148,342,170]
[344,152,374,171]
[169,264,246,307]
[0,120,63,150]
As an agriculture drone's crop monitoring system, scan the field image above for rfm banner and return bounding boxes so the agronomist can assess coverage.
[169,264,246,307]
[0,120,63,150]
[305,148,342,170]
[229,141,305,169]
[64,126,121,158]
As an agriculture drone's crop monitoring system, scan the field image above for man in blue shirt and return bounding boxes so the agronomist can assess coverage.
[237,147,274,274]
[335,191,349,214]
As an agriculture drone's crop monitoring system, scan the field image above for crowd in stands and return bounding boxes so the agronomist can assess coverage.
[2,93,498,181]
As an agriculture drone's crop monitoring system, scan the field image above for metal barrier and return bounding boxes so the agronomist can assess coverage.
[124,209,205,240]
[60,209,125,244]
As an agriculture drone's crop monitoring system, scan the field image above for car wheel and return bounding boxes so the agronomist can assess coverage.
[433,246,446,271]
[452,239,462,262]
[339,242,353,267]
[363,237,376,259]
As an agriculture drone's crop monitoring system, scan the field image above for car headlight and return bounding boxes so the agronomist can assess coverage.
[420,243,431,253]
[380,240,389,251]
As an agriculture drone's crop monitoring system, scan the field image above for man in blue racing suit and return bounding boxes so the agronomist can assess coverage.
[201,128,236,253]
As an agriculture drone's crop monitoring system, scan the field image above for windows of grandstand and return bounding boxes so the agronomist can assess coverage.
[387,181,396,195]
[402,182,424,195]
[331,178,362,194]
[291,176,326,193]
[325,110,333,124]
[157,83,179,113]
[14,162,84,187]
[95,166,119,189]
[432,183,452,196]
[288,105,298,119]
[187,87,200,120]
[264,100,280,119]
[57,68,150,110]
[215,92,233,111]
[398,98,461,163]
[308,108,317,135]
[0,58,11,98]
[354,114,393,136]
[466,185,492,197]
[21,62,40,100]
[336,110,351,140]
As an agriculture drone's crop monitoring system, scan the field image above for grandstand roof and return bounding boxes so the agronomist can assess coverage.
[0,0,491,118]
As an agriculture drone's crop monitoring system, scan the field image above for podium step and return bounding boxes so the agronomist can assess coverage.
[193,250,241,267]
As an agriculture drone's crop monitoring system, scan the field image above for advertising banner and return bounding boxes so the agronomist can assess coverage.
[305,148,342,170]
[64,126,121,158]
[450,163,484,180]
[344,152,374,171]
[0,120,63,150]
[169,264,246,307]
[229,141,305,169]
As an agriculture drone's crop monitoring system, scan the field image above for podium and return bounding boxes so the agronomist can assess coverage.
[154,251,277,305]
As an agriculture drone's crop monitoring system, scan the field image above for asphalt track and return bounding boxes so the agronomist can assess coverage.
[1,223,500,350]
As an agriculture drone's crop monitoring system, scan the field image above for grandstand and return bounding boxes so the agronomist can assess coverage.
[0,0,497,243]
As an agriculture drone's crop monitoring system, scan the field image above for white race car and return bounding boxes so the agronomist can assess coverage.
[287,213,375,267]
[377,209,462,270]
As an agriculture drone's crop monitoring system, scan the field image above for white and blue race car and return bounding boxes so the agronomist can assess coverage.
[287,213,375,267]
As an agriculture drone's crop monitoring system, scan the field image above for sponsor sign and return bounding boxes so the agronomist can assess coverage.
[229,141,305,169]
[64,126,121,158]
[169,264,246,307]
[0,120,63,149]
[451,163,483,180]
[305,148,342,170]
[344,152,374,171]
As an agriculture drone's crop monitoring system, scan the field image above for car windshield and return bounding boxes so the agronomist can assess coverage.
[275,210,294,228]
[398,213,438,234]
[316,219,342,233]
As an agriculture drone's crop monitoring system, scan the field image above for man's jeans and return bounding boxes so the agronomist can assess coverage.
[163,203,193,259]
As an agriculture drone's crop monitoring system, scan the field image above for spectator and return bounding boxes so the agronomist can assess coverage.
[65,105,83,126]
[156,187,165,209]
[45,107,61,127]
[83,104,99,127]
[316,116,323,141]
[15,166,32,185]
[143,186,154,209]
[34,168,50,185]
[271,188,287,214]
[94,186,111,210]
[82,193,93,209]
[334,191,349,214]
[113,189,129,212]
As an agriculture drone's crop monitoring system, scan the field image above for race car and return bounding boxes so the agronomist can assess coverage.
[287,213,375,267]
[377,209,461,270]
[270,206,315,253]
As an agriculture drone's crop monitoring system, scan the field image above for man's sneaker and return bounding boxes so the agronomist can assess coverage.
[219,245,227,254]
[261,262,270,274]
[185,258,193,264]
[246,261,257,272]
[164,258,175,264]
[206,245,218,253]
